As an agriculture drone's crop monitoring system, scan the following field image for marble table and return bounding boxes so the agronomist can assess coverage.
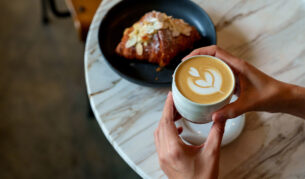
[85,0,305,178]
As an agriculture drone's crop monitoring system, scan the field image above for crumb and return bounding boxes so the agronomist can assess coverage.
[155,77,159,81]
[156,67,162,72]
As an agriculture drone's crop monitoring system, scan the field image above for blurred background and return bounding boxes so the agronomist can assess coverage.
[0,0,140,178]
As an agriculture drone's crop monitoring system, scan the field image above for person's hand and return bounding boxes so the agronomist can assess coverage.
[154,92,226,179]
[183,45,305,120]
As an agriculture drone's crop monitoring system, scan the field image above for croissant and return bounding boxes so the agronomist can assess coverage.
[115,11,201,67]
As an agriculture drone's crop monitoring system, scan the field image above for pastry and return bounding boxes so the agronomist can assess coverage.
[115,11,201,67]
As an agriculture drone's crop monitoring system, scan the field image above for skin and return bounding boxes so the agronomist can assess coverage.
[182,45,305,120]
[154,92,225,179]
[154,45,305,179]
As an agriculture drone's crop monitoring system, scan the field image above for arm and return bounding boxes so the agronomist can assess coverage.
[183,45,305,120]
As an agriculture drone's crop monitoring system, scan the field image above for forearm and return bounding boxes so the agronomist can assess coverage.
[277,84,305,118]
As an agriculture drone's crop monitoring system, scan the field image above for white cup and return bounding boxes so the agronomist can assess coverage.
[172,55,236,124]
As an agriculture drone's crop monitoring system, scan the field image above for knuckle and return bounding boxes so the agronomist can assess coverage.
[159,154,167,164]
[193,48,200,54]
[211,45,218,50]
[169,146,181,160]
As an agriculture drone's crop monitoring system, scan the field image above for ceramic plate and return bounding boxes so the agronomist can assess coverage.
[98,0,216,87]
[176,95,245,146]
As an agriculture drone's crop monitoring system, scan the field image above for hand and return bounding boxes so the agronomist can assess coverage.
[183,45,305,120]
[154,92,226,179]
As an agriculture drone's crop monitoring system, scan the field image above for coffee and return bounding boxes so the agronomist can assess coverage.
[175,56,234,104]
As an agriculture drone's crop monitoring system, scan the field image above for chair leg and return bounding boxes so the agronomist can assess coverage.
[48,0,70,17]
[41,0,49,24]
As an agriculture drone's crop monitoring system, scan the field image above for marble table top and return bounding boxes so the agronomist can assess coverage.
[85,0,305,178]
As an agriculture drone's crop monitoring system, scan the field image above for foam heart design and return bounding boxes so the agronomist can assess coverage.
[187,67,223,95]
[188,67,200,77]
[195,71,213,87]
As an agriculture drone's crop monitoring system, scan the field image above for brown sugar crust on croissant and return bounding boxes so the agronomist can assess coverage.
[115,11,201,67]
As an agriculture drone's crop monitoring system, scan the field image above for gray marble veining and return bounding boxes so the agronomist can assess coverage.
[85,0,305,178]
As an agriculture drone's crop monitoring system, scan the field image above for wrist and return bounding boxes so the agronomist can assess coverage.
[281,84,305,118]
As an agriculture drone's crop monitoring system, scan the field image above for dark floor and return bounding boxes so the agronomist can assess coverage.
[0,0,140,178]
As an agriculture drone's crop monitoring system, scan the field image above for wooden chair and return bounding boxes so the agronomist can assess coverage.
[65,0,102,42]
[41,0,102,42]
[41,0,70,24]
[41,0,102,117]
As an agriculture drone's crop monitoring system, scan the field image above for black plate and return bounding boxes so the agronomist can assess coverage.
[98,0,216,87]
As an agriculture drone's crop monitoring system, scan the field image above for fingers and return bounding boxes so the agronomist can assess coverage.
[162,91,175,121]
[212,97,248,122]
[154,92,184,166]
[213,47,245,74]
[204,120,226,153]
[160,91,181,140]
[182,45,217,61]
[182,45,248,75]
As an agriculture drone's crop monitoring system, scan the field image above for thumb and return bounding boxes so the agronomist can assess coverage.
[212,99,247,122]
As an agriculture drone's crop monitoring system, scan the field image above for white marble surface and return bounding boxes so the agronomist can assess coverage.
[85,0,305,178]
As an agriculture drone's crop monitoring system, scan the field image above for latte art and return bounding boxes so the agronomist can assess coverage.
[175,56,234,104]
[187,67,224,95]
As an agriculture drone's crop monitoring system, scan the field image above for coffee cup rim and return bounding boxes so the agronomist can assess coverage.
[172,55,236,106]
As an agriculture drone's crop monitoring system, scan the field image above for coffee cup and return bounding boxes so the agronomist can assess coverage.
[172,55,235,124]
